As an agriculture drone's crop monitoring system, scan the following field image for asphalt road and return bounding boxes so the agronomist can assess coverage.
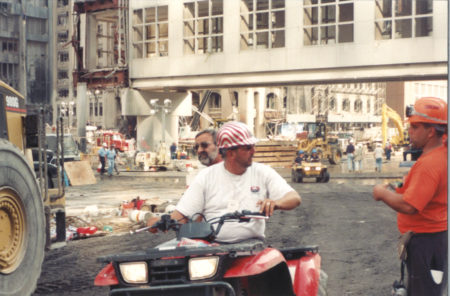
[32,177,400,296]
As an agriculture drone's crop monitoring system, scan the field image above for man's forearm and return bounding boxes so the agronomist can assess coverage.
[275,191,301,210]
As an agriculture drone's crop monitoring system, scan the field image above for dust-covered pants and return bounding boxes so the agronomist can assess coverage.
[406,231,447,296]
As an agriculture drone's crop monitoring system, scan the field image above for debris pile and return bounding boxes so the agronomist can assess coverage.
[53,196,177,241]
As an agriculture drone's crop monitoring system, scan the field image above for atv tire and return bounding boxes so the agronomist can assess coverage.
[0,139,46,296]
[291,170,302,183]
[321,172,330,183]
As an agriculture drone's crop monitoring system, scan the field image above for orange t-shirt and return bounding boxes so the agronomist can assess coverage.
[396,145,447,234]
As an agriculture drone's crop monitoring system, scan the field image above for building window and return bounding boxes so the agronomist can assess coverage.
[57,0,69,7]
[354,98,362,113]
[209,92,222,109]
[303,0,354,45]
[240,0,285,50]
[133,5,169,58]
[266,93,276,109]
[57,70,68,79]
[183,0,223,54]
[342,98,350,111]
[57,12,68,26]
[329,97,336,112]
[27,17,47,36]
[375,0,432,40]
[59,51,69,62]
[366,98,371,113]
[58,89,69,98]
[233,91,239,107]
[57,31,69,43]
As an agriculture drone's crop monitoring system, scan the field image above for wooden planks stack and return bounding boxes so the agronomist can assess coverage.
[253,141,298,168]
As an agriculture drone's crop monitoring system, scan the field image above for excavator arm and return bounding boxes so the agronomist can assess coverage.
[382,104,406,147]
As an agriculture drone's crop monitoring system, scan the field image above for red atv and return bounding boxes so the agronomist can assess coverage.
[95,211,327,296]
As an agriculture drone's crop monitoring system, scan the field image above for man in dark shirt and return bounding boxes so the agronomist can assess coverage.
[346,140,355,171]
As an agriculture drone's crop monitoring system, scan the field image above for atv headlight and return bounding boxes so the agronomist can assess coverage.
[304,167,310,171]
[119,262,148,284]
[189,256,219,280]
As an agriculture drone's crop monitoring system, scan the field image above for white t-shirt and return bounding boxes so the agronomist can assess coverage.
[176,162,295,243]
[374,147,384,159]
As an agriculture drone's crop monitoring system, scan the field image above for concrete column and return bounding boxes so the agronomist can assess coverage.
[76,83,87,152]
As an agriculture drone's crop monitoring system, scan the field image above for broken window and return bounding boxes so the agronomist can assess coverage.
[304,0,354,45]
[375,0,432,40]
[133,5,169,58]
[184,0,223,54]
[240,0,285,50]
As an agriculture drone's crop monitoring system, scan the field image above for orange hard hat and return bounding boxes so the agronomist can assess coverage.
[406,97,447,125]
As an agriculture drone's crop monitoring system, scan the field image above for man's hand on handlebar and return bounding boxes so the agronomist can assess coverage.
[146,216,160,233]
[257,199,277,217]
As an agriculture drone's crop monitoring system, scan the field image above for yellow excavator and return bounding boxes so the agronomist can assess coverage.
[0,80,66,295]
[381,103,409,148]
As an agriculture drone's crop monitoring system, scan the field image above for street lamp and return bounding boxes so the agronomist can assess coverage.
[150,98,172,144]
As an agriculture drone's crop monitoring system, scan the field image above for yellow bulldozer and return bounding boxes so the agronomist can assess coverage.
[296,116,342,165]
[0,80,66,295]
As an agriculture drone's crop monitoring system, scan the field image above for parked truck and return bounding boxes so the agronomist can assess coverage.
[0,80,66,295]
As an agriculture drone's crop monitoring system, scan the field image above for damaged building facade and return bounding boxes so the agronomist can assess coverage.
[64,0,445,150]
[0,0,51,108]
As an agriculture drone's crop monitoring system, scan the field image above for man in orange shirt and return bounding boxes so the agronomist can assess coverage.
[373,97,447,296]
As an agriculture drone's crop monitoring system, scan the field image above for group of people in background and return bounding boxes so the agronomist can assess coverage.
[294,148,320,165]
[345,140,366,172]
[98,143,120,176]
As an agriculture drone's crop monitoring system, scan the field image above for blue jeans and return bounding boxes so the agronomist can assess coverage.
[108,158,115,176]
[375,158,382,172]
[347,153,355,171]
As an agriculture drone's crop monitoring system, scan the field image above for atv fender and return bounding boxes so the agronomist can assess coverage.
[223,248,286,278]
[286,252,321,296]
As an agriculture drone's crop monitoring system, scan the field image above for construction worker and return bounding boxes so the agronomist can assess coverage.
[194,129,222,166]
[372,97,447,296]
[98,143,107,175]
[309,148,320,162]
[294,150,306,164]
[148,121,301,243]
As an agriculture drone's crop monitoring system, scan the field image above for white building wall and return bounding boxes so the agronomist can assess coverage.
[129,1,447,89]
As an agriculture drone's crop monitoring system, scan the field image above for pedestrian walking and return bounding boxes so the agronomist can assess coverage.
[345,139,355,172]
[106,144,116,176]
[374,143,383,172]
[385,140,392,161]
[354,143,365,172]
[170,142,177,160]
[98,143,107,175]
[373,97,447,296]
[113,145,120,175]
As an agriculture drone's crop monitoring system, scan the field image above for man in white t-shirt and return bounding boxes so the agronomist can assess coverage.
[148,121,301,243]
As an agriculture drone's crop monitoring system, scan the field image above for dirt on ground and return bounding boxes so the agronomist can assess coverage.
[32,178,400,296]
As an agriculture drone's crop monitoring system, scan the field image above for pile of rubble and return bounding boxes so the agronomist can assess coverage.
[51,196,177,242]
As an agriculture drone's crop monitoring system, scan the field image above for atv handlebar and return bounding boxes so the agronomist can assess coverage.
[131,210,268,238]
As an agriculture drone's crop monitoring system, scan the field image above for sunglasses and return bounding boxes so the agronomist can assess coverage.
[194,142,212,150]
